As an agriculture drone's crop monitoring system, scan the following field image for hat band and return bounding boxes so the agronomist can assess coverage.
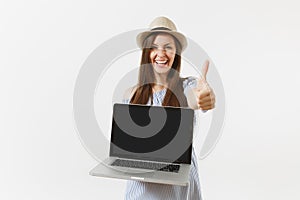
[151,27,172,31]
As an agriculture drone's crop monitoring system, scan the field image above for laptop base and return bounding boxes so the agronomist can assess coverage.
[89,161,190,186]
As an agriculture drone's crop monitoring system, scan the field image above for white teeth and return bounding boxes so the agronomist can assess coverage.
[156,60,167,64]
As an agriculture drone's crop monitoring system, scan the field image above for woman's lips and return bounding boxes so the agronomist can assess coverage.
[154,60,168,67]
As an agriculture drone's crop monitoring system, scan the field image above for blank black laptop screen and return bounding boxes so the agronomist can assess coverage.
[110,104,194,164]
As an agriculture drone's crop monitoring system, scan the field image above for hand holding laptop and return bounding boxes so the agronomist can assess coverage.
[89,104,195,186]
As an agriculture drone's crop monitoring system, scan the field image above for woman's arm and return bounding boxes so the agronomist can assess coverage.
[184,61,215,111]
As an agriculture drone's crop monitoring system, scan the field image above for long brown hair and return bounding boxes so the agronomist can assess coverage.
[130,32,188,107]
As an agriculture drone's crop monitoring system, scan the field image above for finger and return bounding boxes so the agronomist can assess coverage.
[201,60,210,81]
[198,98,215,109]
[199,88,212,98]
[199,104,215,110]
[198,97,215,107]
[199,95,215,104]
[198,98,215,108]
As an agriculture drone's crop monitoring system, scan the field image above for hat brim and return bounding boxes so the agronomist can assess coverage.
[136,30,187,52]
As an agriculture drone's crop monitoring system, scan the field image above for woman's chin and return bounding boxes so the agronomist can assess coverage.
[153,65,171,75]
[153,67,171,75]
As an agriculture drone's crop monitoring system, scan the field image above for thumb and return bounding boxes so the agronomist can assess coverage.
[200,60,210,81]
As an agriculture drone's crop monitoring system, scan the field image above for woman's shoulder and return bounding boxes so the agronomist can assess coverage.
[123,85,138,101]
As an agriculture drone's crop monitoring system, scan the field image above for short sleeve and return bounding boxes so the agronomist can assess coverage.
[183,76,198,97]
[183,76,207,113]
[122,98,130,104]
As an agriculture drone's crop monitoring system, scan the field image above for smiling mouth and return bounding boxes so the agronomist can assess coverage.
[155,60,168,67]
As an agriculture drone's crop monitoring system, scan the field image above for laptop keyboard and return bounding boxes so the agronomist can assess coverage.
[111,159,180,173]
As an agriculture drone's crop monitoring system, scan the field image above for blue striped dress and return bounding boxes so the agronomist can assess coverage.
[123,77,202,200]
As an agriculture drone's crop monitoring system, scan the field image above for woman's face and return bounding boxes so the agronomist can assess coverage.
[150,33,176,75]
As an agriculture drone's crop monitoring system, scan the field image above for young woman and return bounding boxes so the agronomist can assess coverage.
[123,16,215,200]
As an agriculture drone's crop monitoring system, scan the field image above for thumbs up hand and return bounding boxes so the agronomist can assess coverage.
[192,60,215,110]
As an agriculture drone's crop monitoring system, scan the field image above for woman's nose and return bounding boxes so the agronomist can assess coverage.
[156,48,166,56]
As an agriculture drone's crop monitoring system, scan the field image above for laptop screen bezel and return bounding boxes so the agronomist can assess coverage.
[109,103,194,164]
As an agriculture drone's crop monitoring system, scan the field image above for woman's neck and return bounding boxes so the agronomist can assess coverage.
[153,73,168,92]
[152,84,166,92]
[154,72,168,84]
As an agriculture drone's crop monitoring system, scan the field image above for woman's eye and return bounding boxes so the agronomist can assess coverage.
[165,46,175,50]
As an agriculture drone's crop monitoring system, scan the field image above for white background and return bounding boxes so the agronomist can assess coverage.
[2,0,300,199]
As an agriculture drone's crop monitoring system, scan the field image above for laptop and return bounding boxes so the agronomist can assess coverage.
[89,103,194,186]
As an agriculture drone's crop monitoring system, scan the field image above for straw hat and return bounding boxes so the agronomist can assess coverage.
[136,16,187,51]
